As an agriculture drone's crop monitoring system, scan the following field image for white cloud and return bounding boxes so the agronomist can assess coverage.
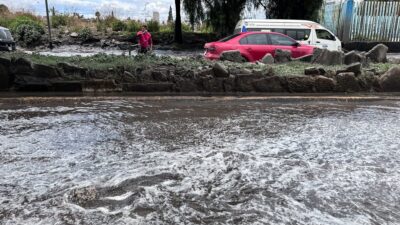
[0,0,264,22]
[0,0,174,21]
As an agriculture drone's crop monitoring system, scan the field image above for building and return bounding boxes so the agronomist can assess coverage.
[152,11,160,23]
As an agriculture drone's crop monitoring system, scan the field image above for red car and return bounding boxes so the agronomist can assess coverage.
[204,32,314,62]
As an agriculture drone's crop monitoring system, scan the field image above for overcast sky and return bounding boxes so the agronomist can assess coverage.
[0,0,264,22]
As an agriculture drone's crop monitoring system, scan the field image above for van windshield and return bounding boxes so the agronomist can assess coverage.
[0,29,12,40]
[316,29,336,40]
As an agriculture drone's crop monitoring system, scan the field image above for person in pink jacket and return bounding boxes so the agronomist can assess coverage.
[136,25,153,54]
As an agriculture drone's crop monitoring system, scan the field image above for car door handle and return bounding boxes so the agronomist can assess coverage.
[316,41,321,44]
[246,47,253,51]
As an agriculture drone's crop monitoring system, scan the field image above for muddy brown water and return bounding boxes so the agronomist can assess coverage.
[1,97,400,225]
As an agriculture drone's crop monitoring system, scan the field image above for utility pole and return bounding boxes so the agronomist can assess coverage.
[45,0,53,49]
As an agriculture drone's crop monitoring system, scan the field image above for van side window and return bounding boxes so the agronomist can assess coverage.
[297,30,311,40]
[241,34,268,45]
[316,29,336,41]
[268,34,296,46]
[286,30,297,40]
[273,29,311,41]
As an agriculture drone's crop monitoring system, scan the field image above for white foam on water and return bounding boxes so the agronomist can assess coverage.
[1,99,400,225]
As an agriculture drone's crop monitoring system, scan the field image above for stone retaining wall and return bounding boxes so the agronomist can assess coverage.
[343,42,400,53]
[1,56,400,94]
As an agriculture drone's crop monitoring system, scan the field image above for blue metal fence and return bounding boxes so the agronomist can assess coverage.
[321,0,400,43]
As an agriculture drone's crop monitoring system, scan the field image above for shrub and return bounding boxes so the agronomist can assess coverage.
[78,27,92,41]
[104,16,118,28]
[51,14,68,28]
[160,23,173,32]
[9,16,44,33]
[181,23,192,32]
[9,16,45,47]
[111,20,127,31]
[13,23,45,47]
[159,22,191,33]
[126,20,142,33]
[0,17,12,28]
[146,20,160,32]
[96,21,107,33]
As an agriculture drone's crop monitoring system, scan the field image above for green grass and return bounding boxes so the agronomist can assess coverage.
[1,51,397,77]
[1,52,213,72]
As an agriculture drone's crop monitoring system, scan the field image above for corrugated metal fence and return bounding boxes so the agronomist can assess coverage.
[321,0,400,43]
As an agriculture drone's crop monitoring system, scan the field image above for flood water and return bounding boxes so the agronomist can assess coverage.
[22,45,204,57]
[1,97,400,225]
[21,45,400,61]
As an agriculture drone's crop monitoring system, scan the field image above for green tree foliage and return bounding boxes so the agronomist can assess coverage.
[111,20,127,31]
[181,0,247,36]
[147,20,160,32]
[0,4,9,15]
[251,0,323,21]
[167,6,174,24]
[203,0,247,36]
[183,0,204,31]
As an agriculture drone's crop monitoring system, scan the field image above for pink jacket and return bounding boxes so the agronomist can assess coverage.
[137,31,152,48]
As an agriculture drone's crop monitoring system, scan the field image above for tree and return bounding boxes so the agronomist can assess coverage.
[252,0,324,21]
[182,0,247,36]
[203,0,247,36]
[183,0,204,31]
[51,6,56,16]
[174,0,183,43]
[0,4,9,15]
[167,6,174,24]
[95,11,101,22]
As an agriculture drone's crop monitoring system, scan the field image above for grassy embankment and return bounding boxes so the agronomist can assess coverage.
[1,51,395,76]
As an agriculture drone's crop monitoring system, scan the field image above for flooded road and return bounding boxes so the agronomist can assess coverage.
[1,97,400,225]
[22,45,203,58]
[21,45,400,61]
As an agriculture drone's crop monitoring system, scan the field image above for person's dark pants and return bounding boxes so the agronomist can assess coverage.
[138,47,149,54]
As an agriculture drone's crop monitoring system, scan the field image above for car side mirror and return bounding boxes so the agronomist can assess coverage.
[293,42,300,47]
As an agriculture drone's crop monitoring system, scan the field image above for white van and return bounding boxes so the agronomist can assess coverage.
[234,19,342,51]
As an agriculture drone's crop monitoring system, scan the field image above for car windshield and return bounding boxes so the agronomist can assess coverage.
[218,34,241,42]
[0,29,12,40]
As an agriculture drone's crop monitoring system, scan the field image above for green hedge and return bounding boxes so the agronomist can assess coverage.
[9,16,45,47]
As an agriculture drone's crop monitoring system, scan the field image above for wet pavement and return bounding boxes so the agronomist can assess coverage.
[1,97,400,225]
